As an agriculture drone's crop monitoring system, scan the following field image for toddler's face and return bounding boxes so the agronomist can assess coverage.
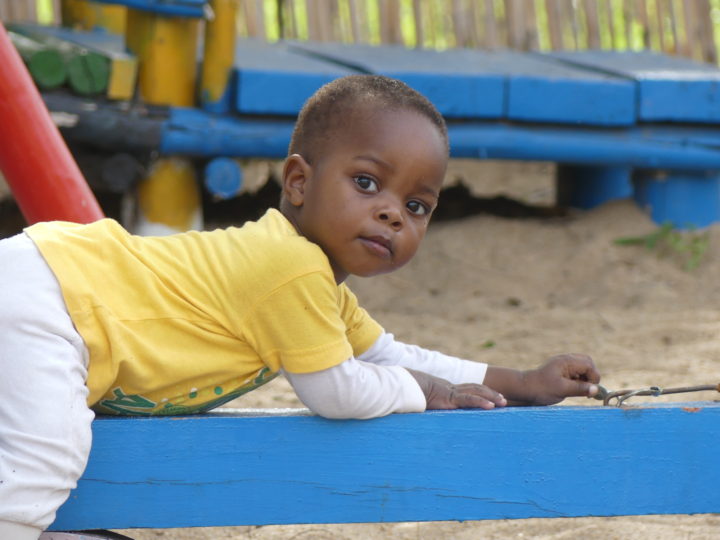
[289,106,447,283]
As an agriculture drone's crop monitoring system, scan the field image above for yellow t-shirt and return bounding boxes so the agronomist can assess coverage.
[25,209,383,416]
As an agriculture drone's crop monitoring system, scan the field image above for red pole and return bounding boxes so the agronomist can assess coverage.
[0,21,104,225]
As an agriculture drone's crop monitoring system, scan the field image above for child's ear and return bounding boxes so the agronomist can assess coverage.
[282,154,312,207]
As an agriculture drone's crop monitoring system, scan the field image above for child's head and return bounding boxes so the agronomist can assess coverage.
[281,75,449,284]
[288,74,448,165]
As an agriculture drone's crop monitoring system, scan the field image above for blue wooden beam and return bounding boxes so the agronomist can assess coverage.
[93,0,208,18]
[51,403,720,531]
[160,107,720,169]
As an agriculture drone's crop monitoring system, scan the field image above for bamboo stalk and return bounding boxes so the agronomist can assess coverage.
[656,0,667,52]
[585,0,601,48]
[505,0,524,50]
[545,0,564,50]
[623,0,634,48]
[410,0,422,47]
[635,0,650,48]
[680,0,696,57]
[605,0,616,48]
[524,0,539,49]
[349,0,362,42]
[696,0,717,63]
[380,0,402,44]
[666,0,678,54]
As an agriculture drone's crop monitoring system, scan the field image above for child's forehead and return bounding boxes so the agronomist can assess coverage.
[334,104,443,145]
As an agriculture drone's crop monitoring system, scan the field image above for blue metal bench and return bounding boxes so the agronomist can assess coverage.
[51,403,720,531]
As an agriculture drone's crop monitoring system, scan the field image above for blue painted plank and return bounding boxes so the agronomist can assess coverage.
[160,107,720,170]
[290,43,634,125]
[233,40,356,115]
[289,42,505,119]
[546,50,720,123]
[93,0,207,18]
[52,403,720,531]
[484,50,634,125]
[161,107,295,157]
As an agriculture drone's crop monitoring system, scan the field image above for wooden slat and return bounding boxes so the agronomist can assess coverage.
[290,41,506,118]
[231,39,354,115]
[51,403,720,531]
[290,41,634,125]
[549,49,720,123]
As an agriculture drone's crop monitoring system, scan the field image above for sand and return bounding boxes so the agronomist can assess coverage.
[119,191,718,539]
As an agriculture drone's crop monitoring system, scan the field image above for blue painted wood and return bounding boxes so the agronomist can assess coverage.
[558,165,633,209]
[232,40,356,115]
[93,0,207,18]
[290,43,634,125]
[51,403,720,531]
[288,42,505,119]
[204,156,242,199]
[634,169,720,228]
[546,50,720,123]
[161,107,295,157]
[161,107,720,169]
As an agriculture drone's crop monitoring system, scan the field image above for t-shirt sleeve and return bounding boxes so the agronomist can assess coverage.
[337,283,384,357]
[241,270,354,374]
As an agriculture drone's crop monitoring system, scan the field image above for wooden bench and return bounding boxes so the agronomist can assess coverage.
[50,403,720,532]
[38,32,720,228]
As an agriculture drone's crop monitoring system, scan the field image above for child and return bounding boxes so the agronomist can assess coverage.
[0,75,600,539]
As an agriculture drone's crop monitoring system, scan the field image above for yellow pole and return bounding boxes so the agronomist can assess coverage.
[200,0,237,111]
[125,8,203,234]
[60,0,126,35]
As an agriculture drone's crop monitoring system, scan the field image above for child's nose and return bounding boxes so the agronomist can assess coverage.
[376,206,403,229]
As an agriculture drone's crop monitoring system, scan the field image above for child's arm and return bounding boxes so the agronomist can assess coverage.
[359,333,600,408]
[482,354,600,406]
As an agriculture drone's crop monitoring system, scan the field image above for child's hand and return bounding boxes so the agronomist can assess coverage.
[521,353,601,405]
[406,368,507,410]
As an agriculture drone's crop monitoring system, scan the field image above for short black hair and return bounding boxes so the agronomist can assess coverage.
[288,75,448,164]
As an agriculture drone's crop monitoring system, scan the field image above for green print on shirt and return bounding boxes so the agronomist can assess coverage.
[93,367,279,416]
[96,387,157,414]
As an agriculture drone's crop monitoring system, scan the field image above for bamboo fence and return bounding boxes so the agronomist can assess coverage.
[1,0,719,64]
[251,0,720,64]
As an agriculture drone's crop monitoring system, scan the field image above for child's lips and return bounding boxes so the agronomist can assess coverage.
[360,235,393,258]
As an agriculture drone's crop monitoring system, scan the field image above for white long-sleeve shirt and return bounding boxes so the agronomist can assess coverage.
[284,332,488,419]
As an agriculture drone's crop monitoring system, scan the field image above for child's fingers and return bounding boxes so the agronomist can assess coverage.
[451,384,507,409]
[563,378,600,398]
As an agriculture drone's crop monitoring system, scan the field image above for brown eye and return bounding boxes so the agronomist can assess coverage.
[354,175,379,193]
[407,200,429,216]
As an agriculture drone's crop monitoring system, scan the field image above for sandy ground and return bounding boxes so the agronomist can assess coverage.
[121,188,718,539]
[4,163,718,538]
